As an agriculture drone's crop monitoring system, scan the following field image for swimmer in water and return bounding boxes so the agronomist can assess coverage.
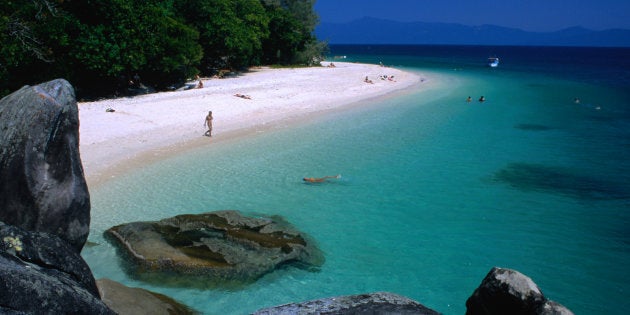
[303,175,341,183]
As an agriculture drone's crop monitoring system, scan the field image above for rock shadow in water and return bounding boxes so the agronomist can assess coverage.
[494,163,629,200]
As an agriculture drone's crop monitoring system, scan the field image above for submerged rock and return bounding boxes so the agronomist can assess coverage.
[96,278,197,315]
[0,79,90,252]
[466,267,573,315]
[494,162,629,200]
[105,210,324,287]
[0,222,114,314]
[252,292,440,315]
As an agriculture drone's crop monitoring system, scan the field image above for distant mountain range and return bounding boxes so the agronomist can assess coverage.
[315,17,630,47]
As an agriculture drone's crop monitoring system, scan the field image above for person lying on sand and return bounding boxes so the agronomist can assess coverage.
[303,175,341,183]
[234,93,251,99]
[364,76,373,84]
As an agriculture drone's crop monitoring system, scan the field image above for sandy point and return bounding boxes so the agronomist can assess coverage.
[78,62,428,186]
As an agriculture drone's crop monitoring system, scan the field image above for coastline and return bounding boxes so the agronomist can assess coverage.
[78,62,426,187]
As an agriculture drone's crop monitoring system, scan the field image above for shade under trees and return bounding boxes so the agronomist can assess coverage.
[0,0,326,99]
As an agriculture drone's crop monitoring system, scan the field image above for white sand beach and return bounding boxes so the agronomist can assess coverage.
[78,62,425,185]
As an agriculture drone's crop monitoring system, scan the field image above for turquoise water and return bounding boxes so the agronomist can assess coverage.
[82,46,630,314]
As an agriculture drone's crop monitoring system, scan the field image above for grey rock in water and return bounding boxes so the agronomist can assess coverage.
[466,267,574,315]
[105,210,324,287]
[252,291,440,315]
[0,222,114,314]
[96,278,198,315]
[0,79,90,252]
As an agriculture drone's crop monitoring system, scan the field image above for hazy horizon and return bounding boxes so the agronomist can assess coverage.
[315,0,630,32]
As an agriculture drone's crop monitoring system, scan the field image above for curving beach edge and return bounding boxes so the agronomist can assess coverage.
[78,62,429,186]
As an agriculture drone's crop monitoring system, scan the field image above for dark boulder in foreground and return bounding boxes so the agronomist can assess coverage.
[466,267,574,315]
[0,222,114,314]
[97,278,197,315]
[0,79,90,252]
[105,210,324,287]
[252,292,440,315]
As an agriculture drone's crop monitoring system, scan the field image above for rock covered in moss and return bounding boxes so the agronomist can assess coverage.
[96,278,197,315]
[0,222,114,314]
[105,210,324,287]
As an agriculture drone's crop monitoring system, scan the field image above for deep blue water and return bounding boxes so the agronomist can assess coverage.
[83,45,630,314]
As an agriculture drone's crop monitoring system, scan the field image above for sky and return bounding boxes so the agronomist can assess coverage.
[314,0,630,32]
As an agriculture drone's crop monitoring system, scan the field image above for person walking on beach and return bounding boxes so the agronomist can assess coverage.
[204,111,213,137]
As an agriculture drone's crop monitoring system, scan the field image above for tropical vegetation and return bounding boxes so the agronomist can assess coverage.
[0,0,326,99]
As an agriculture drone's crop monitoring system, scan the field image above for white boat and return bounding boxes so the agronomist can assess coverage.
[488,57,499,67]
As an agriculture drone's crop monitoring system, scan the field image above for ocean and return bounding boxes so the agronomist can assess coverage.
[82,45,630,314]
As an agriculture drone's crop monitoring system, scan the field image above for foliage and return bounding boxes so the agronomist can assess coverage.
[261,0,325,65]
[0,0,326,99]
[174,0,269,71]
[66,0,202,95]
[0,0,69,95]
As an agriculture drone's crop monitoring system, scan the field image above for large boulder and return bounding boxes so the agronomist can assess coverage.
[96,278,197,315]
[105,210,324,287]
[466,267,573,315]
[0,79,90,252]
[252,292,440,315]
[0,222,114,314]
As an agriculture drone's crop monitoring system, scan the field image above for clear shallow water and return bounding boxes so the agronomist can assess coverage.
[83,46,630,314]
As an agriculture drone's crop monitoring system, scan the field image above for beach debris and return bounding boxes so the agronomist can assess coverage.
[104,210,324,288]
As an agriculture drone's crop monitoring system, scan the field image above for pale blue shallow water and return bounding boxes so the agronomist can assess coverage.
[82,46,630,314]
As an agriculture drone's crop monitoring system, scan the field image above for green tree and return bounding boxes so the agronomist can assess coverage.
[1,0,326,98]
[261,5,302,64]
[175,0,269,71]
[0,0,71,95]
[261,0,326,65]
[67,0,202,94]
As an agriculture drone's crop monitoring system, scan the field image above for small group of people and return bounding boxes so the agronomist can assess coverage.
[466,96,486,102]
[327,62,336,68]
[365,75,397,84]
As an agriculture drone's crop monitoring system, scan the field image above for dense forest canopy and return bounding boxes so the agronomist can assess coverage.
[0,0,327,99]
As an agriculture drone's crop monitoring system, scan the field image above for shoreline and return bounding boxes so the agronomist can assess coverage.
[78,62,428,187]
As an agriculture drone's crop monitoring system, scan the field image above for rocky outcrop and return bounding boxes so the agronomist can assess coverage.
[252,292,440,315]
[0,79,90,252]
[466,267,574,315]
[253,268,574,315]
[105,210,324,287]
[96,278,197,315]
[0,222,114,314]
